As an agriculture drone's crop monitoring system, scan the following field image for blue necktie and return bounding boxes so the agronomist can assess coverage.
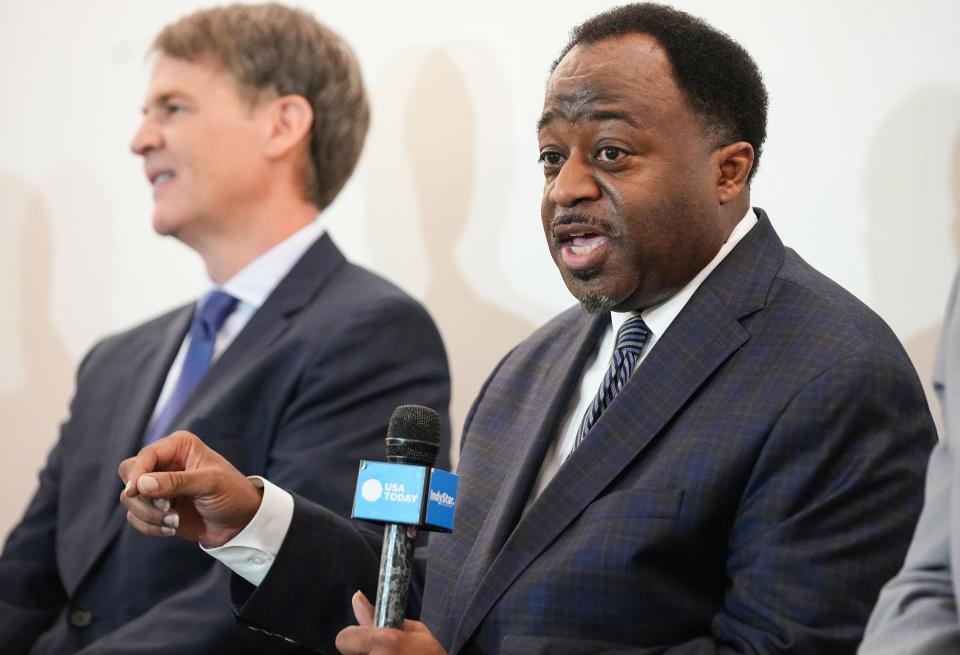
[572,315,650,451]
[144,290,238,444]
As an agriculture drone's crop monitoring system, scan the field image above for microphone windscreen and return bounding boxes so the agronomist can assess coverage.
[385,405,440,466]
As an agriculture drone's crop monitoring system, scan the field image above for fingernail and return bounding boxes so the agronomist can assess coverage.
[124,479,133,495]
[163,514,180,528]
[139,476,159,494]
[161,526,175,536]
[152,498,170,512]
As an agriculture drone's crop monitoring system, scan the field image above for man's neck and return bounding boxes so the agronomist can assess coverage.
[194,198,319,284]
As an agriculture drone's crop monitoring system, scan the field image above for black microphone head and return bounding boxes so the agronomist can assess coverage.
[385,405,440,466]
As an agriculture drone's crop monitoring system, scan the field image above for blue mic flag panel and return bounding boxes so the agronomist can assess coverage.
[352,460,457,531]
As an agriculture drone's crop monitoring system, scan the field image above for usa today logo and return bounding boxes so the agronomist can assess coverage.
[360,478,419,504]
[361,479,383,502]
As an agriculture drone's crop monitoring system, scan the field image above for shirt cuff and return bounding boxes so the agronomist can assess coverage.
[201,476,294,586]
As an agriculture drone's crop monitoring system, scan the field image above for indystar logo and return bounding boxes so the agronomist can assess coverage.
[430,489,455,508]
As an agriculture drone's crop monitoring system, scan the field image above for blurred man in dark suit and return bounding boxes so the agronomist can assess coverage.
[120,4,933,654]
[0,4,449,653]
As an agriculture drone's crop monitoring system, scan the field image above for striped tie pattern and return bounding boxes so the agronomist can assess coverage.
[572,315,650,451]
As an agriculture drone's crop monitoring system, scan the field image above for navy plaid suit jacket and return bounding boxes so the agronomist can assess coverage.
[235,211,934,654]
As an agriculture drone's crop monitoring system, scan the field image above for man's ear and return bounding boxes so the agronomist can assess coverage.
[263,94,313,160]
[715,141,754,204]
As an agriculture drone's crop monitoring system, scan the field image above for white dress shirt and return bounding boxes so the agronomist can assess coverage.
[206,208,759,585]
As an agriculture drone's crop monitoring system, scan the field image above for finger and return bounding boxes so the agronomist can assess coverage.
[136,469,218,499]
[335,625,381,655]
[118,432,195,496]
[126,509,177,537]
[352,590,374,626]
[118,450,158,497]
[403,619,430,634]
[120,492,178,529]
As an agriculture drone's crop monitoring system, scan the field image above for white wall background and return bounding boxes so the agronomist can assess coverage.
[2,0,958,539]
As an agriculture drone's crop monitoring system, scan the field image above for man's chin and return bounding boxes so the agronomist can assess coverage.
[562,268,616,314]
[577,292,616,314]
[151,212,181,237]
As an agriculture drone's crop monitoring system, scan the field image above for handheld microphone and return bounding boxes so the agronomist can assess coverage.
[374,405,441,628]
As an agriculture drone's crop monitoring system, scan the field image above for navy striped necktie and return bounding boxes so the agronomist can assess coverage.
[572,314,650,451]
[144,289,238,444]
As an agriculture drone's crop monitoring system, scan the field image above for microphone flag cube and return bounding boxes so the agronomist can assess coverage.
[352,460,458,532]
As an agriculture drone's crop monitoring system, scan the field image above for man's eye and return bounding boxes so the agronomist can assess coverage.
[596,146,625,162]
[538,151,564,167]
[162,103,184,116]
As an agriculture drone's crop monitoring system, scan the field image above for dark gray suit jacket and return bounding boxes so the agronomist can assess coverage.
[859,268,960,654]
[232,212,934,654]
[0,234,451,654]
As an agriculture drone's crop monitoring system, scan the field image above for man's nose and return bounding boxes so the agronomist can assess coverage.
[130,116,161,156]
[548,154,601,207]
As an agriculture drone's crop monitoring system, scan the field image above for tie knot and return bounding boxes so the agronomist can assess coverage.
[194,290,238,338]
[615,315,649,356]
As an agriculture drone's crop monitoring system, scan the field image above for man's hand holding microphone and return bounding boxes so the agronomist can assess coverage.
[118,406,455,655]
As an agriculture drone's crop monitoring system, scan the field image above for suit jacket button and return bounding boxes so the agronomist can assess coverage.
[69,608,93,629]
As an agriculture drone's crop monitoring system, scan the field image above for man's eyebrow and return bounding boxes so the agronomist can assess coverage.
[536,112,555,133]
[142,92,184,113]
[585,109,641,129]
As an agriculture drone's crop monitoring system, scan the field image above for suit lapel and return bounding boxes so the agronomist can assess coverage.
[163,234,346,436]
[449,211,785,652]
[443,313,608,626]
[69,305,192,593]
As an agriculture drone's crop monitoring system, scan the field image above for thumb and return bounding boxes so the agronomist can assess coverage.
[352,591,374,626]
[137,469,215,499]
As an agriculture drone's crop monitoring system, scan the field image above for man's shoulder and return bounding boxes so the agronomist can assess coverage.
[84,304,192,366]
[769,247,903,357]
[300,258,439,336]
[716,211,905,362]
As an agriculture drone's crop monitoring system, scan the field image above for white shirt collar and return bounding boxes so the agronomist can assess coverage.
[217,219,326,310]
[610,207,758,343]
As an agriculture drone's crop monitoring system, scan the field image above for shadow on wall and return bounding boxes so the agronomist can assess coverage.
[0,176,74,533]
[865,87,960,436]
[365,50,536,461]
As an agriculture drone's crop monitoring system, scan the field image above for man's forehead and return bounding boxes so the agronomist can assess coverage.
[538,91,641,132]
[538,35,676,131]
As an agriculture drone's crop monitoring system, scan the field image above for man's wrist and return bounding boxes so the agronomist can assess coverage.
[201,477,295,587]
[199,477,265,548]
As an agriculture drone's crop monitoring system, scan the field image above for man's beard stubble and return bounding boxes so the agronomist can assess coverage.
[566,268,616,314]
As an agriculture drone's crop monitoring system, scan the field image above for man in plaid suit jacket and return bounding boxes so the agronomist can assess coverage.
[120,4,935,654]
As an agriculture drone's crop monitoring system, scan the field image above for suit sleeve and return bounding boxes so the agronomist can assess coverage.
[76,294,450,653]
[0,430,67,651]
[857,441,960,654]
[0,343,104,651]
